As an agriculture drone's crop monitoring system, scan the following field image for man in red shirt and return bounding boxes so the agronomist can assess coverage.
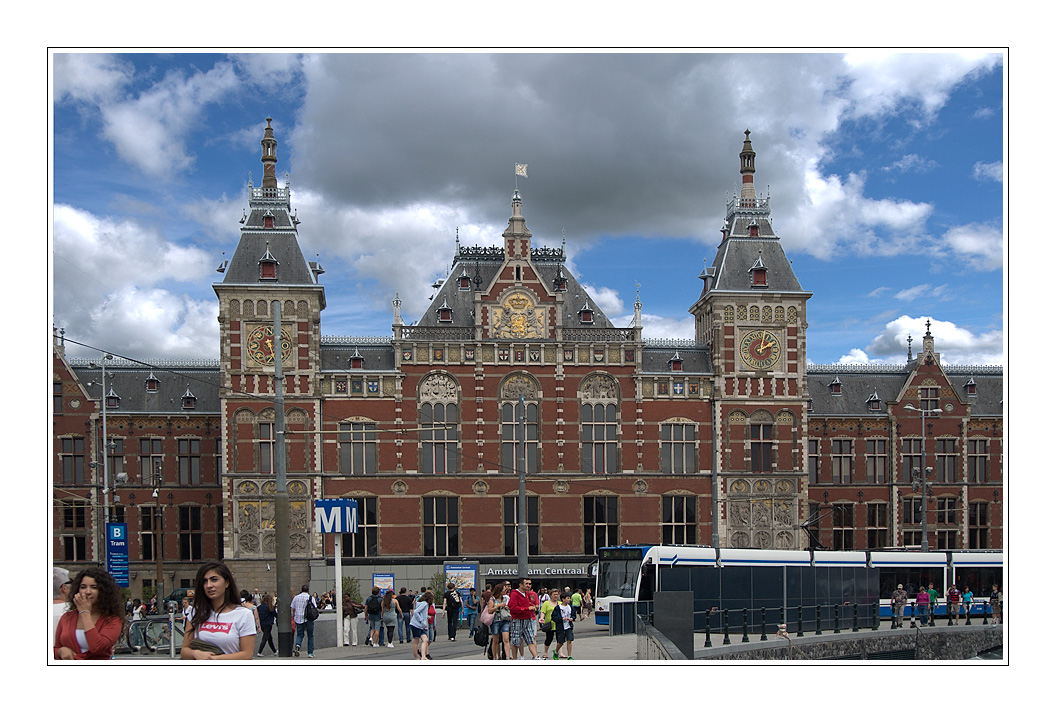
[508,576,542,660]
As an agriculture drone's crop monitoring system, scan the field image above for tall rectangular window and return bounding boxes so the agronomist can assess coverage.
[423,496,458,557]
[866,439,887,484]
[902,496,922,525]
[215,437,223,480]
[259,424,274,475]
[936,497,958,550]
[140,438,163,484]
[832,503,854,550]
[581,403,618,474]
[967,439,988,483]
[54,382,64,413]
[583,495,618,555]
[178,505,202,560]
[339,422,378,475]
[140,506,157,561]
[808,439,820,484]
[502,403,539,474]
[968,503,989,549]
[421,403,458,474]
[661,423,697,474]
[831,439,852,483]
[750,424,773,473]
[503,495,539,556]
[178,439,201,485]
[662,495,696,545]
[60,437,86,485]
[867,503,889,549]
[805,503,822,548]
[935,438,958,483]
[901,439,921,483]
[106,438,125,481]
[341,496,379,557]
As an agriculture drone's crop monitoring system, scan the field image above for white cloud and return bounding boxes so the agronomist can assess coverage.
[840,315,1003,365]
[883,153,938,174]
[580,284,624,320]
[972,160,1003,182]
[893,283,949,302]
[639,313,695,341]
[943,223,1004,271]
[53,53,133,103]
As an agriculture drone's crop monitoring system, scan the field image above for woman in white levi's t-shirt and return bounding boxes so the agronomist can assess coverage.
[181,561,256,660]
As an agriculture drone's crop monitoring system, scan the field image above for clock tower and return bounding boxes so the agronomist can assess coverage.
[212,118,326,561]
[689,131,812,549]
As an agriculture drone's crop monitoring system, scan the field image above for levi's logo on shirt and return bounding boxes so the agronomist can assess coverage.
[199,621,233,634]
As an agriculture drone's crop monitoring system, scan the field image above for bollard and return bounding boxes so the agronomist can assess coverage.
[852,603,859,632]
[722,609,731,645]
[833,604,841,634]
[815,605,822,635]
[873,602,880,631]
[760,608,768,641]
[981,603,988,626]
[741,608,750,643]
[797,605,804,637]
[704,610,712,647]
[965,603,972,626]
[947,604,954,626]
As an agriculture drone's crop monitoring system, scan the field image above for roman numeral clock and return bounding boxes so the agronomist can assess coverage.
[739,329,781,371]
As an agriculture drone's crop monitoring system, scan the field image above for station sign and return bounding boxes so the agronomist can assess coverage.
[106,522,129,587]
[314,498,358,533]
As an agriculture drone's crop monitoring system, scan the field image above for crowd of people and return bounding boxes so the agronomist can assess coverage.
[890,581,1003,628]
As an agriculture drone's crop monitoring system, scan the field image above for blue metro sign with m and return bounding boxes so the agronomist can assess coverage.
[314,498,359,534]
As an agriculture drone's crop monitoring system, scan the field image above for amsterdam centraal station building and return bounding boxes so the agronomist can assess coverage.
[52,121,1003,599]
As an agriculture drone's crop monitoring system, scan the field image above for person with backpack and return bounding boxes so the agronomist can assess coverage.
[365,586,384,647]
[291,584,317,657]
[443,582,462,641]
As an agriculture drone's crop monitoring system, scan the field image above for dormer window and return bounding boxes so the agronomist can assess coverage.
[829,376,842,395]
[105,387,120,409]
[263,210,274,229]
[750,252,767,288]
[578,302,594,324]
[145,372,160,393]
[807,398,814,412]
[259,242,278,281]
[965,376,977,397]
[554,268,568,292]
[458,269,471,290]
[348,347,364,369]
[748,219,760,238]
[436,298,453,323]
[669,351,684,372]
[867,389,882,411]
[181,387,197,410]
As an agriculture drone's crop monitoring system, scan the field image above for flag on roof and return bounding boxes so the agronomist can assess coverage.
[515,163,528,178]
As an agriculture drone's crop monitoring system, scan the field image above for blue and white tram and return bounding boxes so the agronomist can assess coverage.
[594,545,1003,626]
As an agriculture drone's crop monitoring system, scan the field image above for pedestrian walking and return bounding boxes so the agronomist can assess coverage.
[583,588,594,618]
[396,587,415,643]
[488,581,513,661]
[365,586,384,647]
[464,587,480,637]
[256,593,277,656]
[427,588,437,643]
[962,586,974,618]
[410,591,432,660]
[539,589,559,658]
[927,583,938,625]
[382,589,399,647]
[291,584,316,657]
[342,593,362,647]
[989,584,1002,624]
[509,576,542,660]
[551,591,575,659]
[443,582,462,641]
[946,584,961,623]
[891,584,908,628]
[913,587,929,628]
[571,588,583,620]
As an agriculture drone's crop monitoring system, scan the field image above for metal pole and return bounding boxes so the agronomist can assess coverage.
[335,535,343,648]
[920,406,928,553]
[516,395,528,578]
[101,356,109,566]
[272,301,293,657]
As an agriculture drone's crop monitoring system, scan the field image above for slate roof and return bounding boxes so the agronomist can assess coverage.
[641,345,713,374]
[70,362,223,414]
[708,236,808,295]
[319,343,398,372]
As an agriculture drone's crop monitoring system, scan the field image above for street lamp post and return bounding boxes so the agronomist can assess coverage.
[904,404,942,552]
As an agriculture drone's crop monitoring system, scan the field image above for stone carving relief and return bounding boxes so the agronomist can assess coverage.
[233,478,311,558]
[501,374,539,401]
[580,374,619,401]
[726,475,799,550]
[419,373,459,402]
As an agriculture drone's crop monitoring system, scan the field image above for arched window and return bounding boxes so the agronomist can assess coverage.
[419,373,460,474]
[580,374,620,475]
[500,374,540,474]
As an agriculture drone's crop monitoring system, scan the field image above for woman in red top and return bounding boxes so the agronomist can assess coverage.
[53,567,125,660]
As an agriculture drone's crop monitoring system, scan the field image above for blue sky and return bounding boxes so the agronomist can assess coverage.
[50,52,1005,366]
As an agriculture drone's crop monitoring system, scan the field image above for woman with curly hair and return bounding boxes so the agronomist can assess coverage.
[181,561,255,660]
[53,567,125,660]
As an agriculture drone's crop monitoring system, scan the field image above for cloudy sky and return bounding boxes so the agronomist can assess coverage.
[50,51,1005,366]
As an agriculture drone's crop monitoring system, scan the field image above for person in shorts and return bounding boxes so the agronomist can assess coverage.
[552,591,575,659]
[509,576,541,660]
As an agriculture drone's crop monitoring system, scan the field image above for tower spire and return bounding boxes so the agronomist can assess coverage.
[739,128,757,204]
[261,117,278,190]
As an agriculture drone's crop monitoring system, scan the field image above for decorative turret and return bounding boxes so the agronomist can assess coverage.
[739,129,757,203]
[261,117,278,190]
[503,190,532,259]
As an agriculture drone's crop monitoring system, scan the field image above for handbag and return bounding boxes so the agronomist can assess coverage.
[189,638,224,655]
[479,607,495,626]
[496,605,512,621]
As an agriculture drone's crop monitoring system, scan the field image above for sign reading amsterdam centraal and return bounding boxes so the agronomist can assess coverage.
[482,565,590,577]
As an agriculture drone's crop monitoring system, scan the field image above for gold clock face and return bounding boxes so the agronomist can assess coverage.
[246,324,293,366]
[739,329,781,370]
